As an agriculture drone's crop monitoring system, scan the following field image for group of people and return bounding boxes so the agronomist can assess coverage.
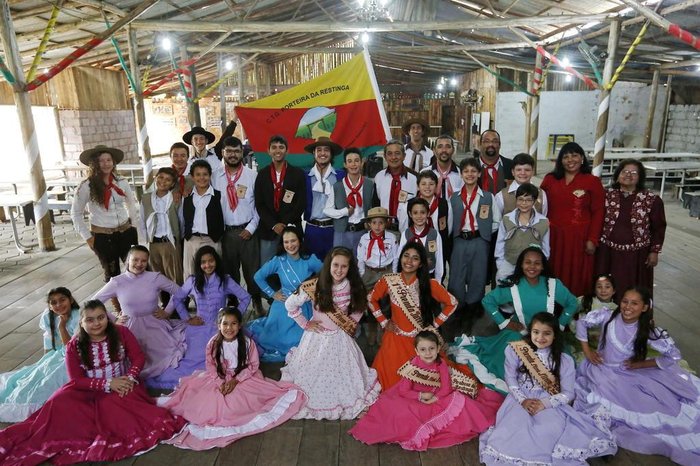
[0,119,697,466]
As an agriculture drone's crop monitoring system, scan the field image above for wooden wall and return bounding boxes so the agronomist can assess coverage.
[0,66,130,110]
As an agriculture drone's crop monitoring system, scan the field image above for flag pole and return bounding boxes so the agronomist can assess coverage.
[362,46,391,142]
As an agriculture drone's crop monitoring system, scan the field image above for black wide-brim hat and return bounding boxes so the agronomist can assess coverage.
[79,145,124,166]
[402,118,429,135]
[304,136,344,156]
[182,126,216,145]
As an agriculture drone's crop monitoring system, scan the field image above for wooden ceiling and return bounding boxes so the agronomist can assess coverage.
[4,0,700,96]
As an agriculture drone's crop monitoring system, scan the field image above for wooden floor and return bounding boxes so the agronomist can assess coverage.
[1,185,698,464]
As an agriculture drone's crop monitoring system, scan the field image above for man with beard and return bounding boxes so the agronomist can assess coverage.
[429,134,464,200]
[303,137,344,261]
[212,136,263,315]
[477,129,513,194]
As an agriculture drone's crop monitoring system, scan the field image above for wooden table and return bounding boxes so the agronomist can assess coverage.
[599,152,700,176]
[643,161,700,199]
[0,194,35,253]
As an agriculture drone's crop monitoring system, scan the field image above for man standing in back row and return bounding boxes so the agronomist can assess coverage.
[478,129,513,194]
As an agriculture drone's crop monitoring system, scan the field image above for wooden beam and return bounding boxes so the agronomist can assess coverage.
[644,69,660,148]
[185,41,531,54]
[0,1,54,251]
[130,14,612,33]
[657,58,700,70]
[127,25,154,191]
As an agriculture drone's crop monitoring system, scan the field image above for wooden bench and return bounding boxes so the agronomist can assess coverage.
[682,191,700,218]
[674,176,700,199]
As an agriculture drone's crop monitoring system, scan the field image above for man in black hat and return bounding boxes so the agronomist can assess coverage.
[303,136,345,261]
[403,118,433,173]
[182,120,237,176]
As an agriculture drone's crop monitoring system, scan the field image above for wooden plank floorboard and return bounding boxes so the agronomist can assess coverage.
[133,444,219,466]
[214,431,263,465]
[456,439,481,465]
[338,420,379,466]
[254,419,303,466]
[377,443,421,466]
[297,419,340,465]
[419,444,463,465]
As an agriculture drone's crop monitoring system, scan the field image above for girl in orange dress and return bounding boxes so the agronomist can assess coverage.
[369,242,502,412]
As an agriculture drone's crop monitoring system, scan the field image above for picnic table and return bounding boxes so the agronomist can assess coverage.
[0,194,35,253]
[643,161,700,200]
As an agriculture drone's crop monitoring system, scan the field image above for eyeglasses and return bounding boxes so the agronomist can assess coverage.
[223,148,242,154]
[621,170,639,176]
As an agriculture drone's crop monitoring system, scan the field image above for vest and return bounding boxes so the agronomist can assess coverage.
[405,227,439,271]
[450,190,494,242]
[332,177,375,231]
[501,186,545,215]
[183,189,224,242]
[141,193,180,242]
[502,215,549,264]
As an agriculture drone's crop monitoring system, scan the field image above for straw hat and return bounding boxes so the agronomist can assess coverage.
[304,137,344,156]
[362,207,392,223]
[402,118,429,135]
[79,145,124,166]
[182,126,215,145]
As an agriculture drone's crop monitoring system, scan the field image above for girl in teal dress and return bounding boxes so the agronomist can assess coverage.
[449,247,577,393]
[247,226,323,362]
[0,287,80,421]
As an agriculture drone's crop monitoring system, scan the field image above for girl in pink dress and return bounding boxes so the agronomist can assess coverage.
[349,330,500,451]
[281,246,380,420]
[0,299,186,466]
[161,308,306,450]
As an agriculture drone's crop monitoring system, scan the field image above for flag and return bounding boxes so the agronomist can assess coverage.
[236,50,391,168]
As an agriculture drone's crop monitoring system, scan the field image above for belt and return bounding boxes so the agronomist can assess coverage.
[366,265,392,272]
[307,218,334,227]
[346,222,365,232]
[151,236,171,243]
[191,232,207,237]
[458,230,480,240]
[225,222,249,231]
[90,221,132,235]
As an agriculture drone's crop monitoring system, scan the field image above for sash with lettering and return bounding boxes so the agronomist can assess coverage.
[383,273,424,330]
[509,340,560,395]
[397,360,479,398]
[299,278,357,337]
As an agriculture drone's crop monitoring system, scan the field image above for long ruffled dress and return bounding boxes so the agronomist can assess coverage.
[449,276,577,393]
[280,280,380,419]
[94,270,186,379]
[575,308,700,466]
[0,326,186,465]
[479,346,616,465]
[0,309,80,422]
[247,253,322,362]
[147,274,251,389]
[350,356,499,451]
[161,336,306,450]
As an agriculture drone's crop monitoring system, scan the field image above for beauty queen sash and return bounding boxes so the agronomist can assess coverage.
[299,278,357,337]
[509,340,560,395]
[383,273,424,330]
[397,360,479,398]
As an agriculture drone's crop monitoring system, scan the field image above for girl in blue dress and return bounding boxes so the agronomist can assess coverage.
[247,226,322,362]
[0,287,80,421]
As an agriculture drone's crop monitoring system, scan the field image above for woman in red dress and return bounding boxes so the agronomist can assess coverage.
[595,159,666,298]
[540,142,604,296]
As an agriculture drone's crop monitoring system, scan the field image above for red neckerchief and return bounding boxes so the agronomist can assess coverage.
[388,172,402,216]
[345,176,363,209]
[172,164,187,194]
[480,157,499,193]
[225,165,244,212]
[103,175,125,209]
[409,225,429,244]
[271,162,287,211]
[426,196,439,229]
[436,165,454,199]
[460,186,478,232]
[367,232,386,259]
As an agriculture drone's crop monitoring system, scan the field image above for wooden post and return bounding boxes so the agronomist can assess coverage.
[237,55,246,141]
[529,54,543,168]
[592,20,620,178]
[218,54,227,132]
[253,61,260,99]
[181,48,201,127]
[644,69,661,148]
[127,26,154,191]
[525,72,533,153]
[659,75,673,152]
[0,1,55,250]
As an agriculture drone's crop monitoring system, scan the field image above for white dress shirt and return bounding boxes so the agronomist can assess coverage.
[404,145,433,172]
[323,176,366,225]
[212,164,260,235]
[356,231,398,275]
[374,168,417,232]
[459,186,502,233]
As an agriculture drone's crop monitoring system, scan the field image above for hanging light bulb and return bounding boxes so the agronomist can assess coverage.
[450,77,457,87]
[437,83,444,90]
[560,56,571,68]
[565,74,572,83]
[161,37,172,51]
[361,32,370,44]
[225,60,233,71]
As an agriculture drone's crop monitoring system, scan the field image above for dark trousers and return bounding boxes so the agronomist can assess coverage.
[222,228,261,298]
[93,227,138,281]
[304,223,334,262]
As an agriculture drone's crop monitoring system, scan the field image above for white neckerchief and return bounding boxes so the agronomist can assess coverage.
[146,191,174,244]
[310,164,335,195]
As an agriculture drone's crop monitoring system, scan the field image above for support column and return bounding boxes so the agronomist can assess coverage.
[0,1,55,250]
[181,48,201,127]
[127,26,153,191]
[644,69,661,148]
[525,72,532,154]
[237,54,246,141]
[529,54,543,167]
[592,20,621,178]
[659,75,673,152]
[253,61,260,99]
[218,54,227,132]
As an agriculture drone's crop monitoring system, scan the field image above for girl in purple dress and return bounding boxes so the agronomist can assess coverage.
[575,287,700,466]
[0,300,186,465]
[93,245,185,379]
[480,313,616,465]
[148,246,250,389]
[161,308,306,450]
[350,330,501,451]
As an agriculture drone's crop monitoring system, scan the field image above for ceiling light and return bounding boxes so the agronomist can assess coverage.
[225,60,233,71]
[161,37,172,51]
[361,32,370,44]
[561,56,571,68]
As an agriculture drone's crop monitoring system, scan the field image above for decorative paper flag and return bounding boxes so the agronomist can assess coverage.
[237,49,391,168]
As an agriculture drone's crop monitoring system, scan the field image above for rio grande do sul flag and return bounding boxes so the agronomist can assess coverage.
[236,50,391,168]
